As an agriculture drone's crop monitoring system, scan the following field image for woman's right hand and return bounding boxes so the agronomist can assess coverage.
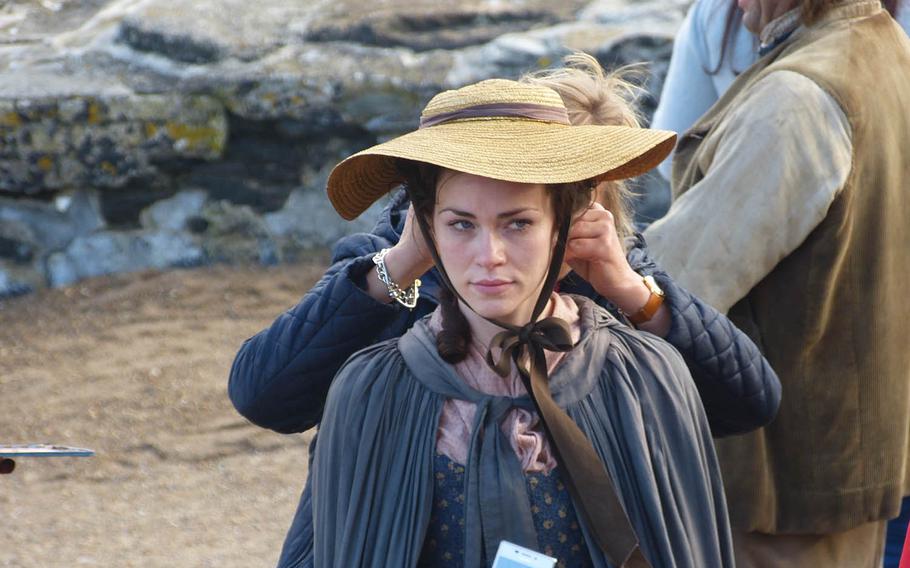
[365,205,434,304]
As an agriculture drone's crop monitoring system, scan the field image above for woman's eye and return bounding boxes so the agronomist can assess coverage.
[508,219,532,231]
[449,219,474,231]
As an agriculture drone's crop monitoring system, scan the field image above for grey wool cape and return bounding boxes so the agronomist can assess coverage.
[311,297,734,568]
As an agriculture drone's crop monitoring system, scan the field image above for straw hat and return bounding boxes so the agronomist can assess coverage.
[327,79,676,220]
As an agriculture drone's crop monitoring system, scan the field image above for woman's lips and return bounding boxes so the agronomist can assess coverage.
[471,279,513,294]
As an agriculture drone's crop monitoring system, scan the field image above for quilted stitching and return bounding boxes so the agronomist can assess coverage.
[660,272,780,436]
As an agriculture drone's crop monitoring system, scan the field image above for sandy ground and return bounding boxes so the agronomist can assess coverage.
[0,254,333,568]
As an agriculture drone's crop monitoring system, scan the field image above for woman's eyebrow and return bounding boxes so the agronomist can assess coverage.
[438,207,539,218]
[439,208,476,218]
[497,207,539,218]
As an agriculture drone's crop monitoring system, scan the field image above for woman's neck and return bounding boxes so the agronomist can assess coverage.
[459,295,556,349]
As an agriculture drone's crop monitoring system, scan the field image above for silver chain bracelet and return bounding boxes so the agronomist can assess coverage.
[372,248,421,309]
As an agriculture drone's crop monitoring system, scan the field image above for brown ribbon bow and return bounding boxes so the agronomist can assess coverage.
[485,317,574,378]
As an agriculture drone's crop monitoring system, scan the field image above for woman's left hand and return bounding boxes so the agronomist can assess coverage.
[565,203,670,336]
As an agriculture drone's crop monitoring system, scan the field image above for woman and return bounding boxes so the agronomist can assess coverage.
[229,55,779,568]
[312,78,734,567]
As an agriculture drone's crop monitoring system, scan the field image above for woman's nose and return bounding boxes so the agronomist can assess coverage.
[476,230,506,267]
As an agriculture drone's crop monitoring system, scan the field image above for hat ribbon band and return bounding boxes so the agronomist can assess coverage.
[419,102,571,129]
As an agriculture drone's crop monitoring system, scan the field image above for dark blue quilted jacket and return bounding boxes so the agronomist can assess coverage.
[227,190,780,568]
[229,189,779,436]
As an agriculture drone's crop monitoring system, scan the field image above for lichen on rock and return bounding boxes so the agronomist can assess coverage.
[0,0,687,293]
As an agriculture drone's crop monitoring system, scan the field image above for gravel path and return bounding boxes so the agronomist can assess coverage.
[0,258,329,567]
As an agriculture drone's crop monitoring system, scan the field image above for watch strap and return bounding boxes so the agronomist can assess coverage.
[628,275,665,326]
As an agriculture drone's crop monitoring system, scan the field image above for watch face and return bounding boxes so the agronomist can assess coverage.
[642,275,664,296]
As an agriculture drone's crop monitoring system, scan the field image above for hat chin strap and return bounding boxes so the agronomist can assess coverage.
[408,189,650,568]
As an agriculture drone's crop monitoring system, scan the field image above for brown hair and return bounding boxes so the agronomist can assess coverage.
[520,53,639,247]
[396,159,594,363]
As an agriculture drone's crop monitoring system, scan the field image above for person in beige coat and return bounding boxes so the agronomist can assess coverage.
[644,0,910,566]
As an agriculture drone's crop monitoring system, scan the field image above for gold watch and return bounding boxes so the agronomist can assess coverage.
[628,275,665,326]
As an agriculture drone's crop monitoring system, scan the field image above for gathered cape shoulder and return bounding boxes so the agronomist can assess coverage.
[311,297,734,568]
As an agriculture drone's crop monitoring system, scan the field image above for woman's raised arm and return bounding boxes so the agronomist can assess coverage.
[227,192,434,433]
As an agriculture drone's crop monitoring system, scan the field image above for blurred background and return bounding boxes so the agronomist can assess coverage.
[0,0,688,565]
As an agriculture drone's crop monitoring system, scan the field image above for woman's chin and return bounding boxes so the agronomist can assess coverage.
[465,298,526,325]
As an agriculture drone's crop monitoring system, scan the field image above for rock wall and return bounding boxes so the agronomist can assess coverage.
[0,0,690,297]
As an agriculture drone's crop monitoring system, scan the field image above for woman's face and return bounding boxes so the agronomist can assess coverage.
[432,170,555,326]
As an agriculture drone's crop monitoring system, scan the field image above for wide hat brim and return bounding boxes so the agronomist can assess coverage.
[327,119,677,220]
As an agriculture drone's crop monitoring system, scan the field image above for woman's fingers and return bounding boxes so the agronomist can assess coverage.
[568,211,621,259]
[568,219,610,240]
[574,203,612,222]
[400,205,433,266]
[566,236,607,260]
[569,205,613,231]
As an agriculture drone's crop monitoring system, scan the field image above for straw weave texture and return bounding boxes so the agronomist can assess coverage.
[421,79,565,118]
[327,80,676,220]
[329,121,675,220]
